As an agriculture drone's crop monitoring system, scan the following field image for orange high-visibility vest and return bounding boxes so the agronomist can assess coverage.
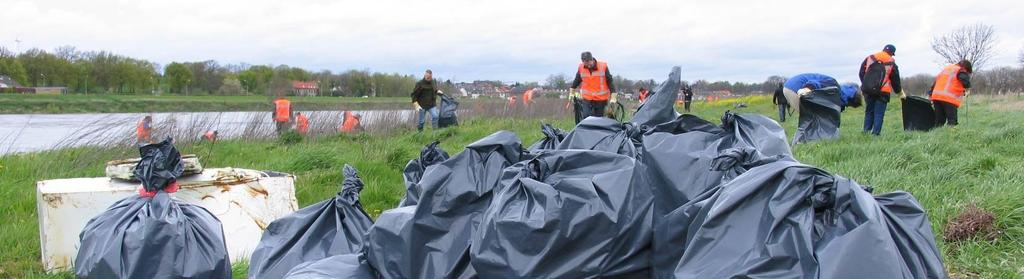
[296,114,309,134]
[578,61,610,101]
[202,131,216,141]
[273,99,291,122]
[523,89,533,104]
[340,111,360,133]
[863,51,896,94]
[137,120,151,143]
[639,90,649,103]
[930,64,967,107]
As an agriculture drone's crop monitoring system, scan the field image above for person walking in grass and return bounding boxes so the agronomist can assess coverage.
[928,59,973,127]
[411,69,441,132]
[773,83,788,122]
[683,85,694,112]
[858,44,904,136]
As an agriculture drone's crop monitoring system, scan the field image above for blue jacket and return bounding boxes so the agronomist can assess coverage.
[839,83,859,109]
[783,73,839,93]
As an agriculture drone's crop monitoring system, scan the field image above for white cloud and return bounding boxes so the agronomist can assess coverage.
[2,0,1022,84]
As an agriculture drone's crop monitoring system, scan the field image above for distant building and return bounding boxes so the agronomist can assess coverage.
[291,81,319,96]
[1,75,67,94]
[0,75,22,91]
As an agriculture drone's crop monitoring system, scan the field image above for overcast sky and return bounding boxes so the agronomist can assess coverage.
[3,0,1022,84]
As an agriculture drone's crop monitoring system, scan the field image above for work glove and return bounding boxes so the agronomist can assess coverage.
[412,102,422,111]
[899,91,907,99]
[610,92,618,103]
[437,90,444,95]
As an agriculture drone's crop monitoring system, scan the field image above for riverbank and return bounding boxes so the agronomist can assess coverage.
[1,96,1021,277]
[0,94,415,114]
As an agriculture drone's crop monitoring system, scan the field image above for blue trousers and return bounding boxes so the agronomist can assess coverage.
[417,106,439,131]
[863,94,889,135]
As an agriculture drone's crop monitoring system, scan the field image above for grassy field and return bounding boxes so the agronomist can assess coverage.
[1,95,1021,278]
[0,94,414,114]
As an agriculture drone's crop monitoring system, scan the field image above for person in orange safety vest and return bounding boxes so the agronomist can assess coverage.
[296,112,310,135]
[859,44,903,136]
[570,51,617,119]
[928,59,973,127]
[339,111,362,133]
[136,115,153,144]
[272,97,292,134]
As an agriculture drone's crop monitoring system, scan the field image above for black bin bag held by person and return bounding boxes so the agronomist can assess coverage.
[248,165,374,279]
[75,138,232,279]
[793,87,842,143]
[364,131,526,279]
[902,96,935,131]
[470,150,654,278]
[652,156,946,279]
[438,94,459,128]
[397,141,450,207]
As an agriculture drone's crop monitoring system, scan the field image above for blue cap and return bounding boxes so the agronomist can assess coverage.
[883,44,896,55]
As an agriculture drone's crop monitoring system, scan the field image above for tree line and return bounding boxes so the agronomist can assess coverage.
[0,46,423,97]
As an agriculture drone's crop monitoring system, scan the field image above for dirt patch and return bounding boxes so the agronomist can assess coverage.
[943,203,1000,242]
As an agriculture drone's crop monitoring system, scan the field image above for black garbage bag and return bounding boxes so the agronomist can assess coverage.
[632,66,681,128]
[641,112,793,222]
[397,141,450,207]
[283,254,378,279]
[75,139,231,279]
[526,123,567,152]
[645,114,723,135]
[902,96,935,131]
[364,131,526,279]
[653,159,946,279]
[793,87,842,143]
[438,94,459,128]
[248,165,374,279]
[133,137,185,192]
[471,150,654,278]
[572,97,587,124]
[557,117,639,157]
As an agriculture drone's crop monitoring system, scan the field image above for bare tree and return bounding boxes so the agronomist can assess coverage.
[931,23,998,70]
[1019,46,1023,67]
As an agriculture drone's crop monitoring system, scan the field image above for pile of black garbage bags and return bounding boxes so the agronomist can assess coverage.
[247,67,946,278]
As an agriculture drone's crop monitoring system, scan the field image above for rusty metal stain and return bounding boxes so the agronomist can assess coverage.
[245,184,269,198]
[229,201,271,231]
[42,194,64,208]
[201,194,215,200]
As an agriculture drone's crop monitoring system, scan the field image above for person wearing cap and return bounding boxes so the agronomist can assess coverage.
[928,59,973,126]
[570,51,617,120]
[411,69,440,131]
[858,44,903,136]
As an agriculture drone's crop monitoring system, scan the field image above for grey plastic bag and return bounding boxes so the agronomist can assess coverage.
[75,139,231,279]
[526,123,566,152]
[438,94,459,128]
[398,141,450,207]
[793,87,842,143]
[283,254,378,279]
[654,159,946,279]
[556,117,639,157]
[641,112,793,222]
[248,165,374,279]
[364,131,526,279]
[632,66,681,128]
[471,150,654,278]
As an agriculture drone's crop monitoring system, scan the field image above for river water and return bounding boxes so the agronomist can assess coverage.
[0,110,414,155]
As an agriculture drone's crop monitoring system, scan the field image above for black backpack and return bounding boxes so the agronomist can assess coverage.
[861,58,890,95]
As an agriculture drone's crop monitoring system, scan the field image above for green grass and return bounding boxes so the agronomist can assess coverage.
[1,95,1022,278]
[0,94,413,114]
